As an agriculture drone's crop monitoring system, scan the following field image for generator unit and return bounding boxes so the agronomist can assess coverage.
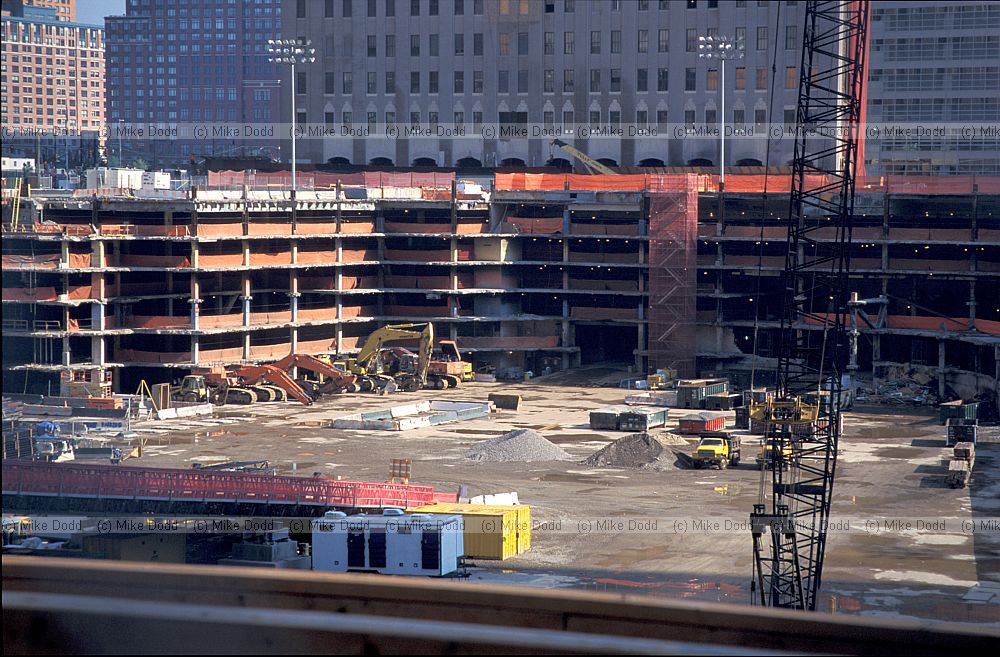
[311,508,463,577]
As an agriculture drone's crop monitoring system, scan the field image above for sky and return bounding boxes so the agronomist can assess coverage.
[76,0,126,26]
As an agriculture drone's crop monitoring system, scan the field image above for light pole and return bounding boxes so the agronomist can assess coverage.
[118,118,124,167]
[698,35,744,193]
[266,38,315,192]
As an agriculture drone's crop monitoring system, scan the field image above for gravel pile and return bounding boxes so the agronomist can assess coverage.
[582,432,694,470]
[466,428,572,462]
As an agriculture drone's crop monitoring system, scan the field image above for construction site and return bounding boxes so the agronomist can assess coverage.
[2,1,999,653]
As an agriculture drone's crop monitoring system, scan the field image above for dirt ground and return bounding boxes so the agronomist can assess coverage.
[129,370,1000,627]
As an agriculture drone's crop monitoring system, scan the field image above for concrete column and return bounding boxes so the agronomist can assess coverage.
[190,241,199,269]
[451,236,458,263]
[290,273,300,323]
[91,302,105,331]
[637,240,644,265]
[242,239,250,267]
[189,276,200,331]
[872,334,881,389]
[562,239,569,263]
[938,340,947,399]
[451,181,459,233]
[91,335,105,367]
[290,240,298,266]
[290,327,298,355]
[563,207,571,234]
[92,240,105,269]
[191,335,199,366]
[242,276,252,328]
[243,332,251,361]
[61,336,71,367]
[60,240,70,269]
[336,323,343,355]
[636,323,645,373]
[969,281,977,326]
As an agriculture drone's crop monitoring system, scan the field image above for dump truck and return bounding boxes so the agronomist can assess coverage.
[691,431,741,469]
[756,438,795,471]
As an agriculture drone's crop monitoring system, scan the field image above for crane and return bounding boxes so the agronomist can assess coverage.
[750,0,869,611]
[549,139,619,176]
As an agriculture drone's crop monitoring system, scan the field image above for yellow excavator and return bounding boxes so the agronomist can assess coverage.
[339,323,468,392]
[550,138,619,175]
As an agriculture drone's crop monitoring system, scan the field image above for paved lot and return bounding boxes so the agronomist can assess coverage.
[130,374,999,626]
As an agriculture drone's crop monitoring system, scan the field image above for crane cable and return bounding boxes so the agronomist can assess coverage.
[754,0,784,508]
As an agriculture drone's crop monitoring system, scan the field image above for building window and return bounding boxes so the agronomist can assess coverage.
[296,70,306,94]
[297,0,306,18]
[386,34,395,57]
[707,68,718,91]
[498,70,509,93]
[637,109,648,125]
[500,33,509,56]
[784,108,795,126]
[387,0,395,16]
[325,71,336,94]
[369,0,377,17]
[610,69,621,92]
[755,108,766,125]
[410,111,420,127]
[684,109,695,127]
[367,71,377,94]
[474,33,483,56]
[325,0,335,17]
[385,71,395,92]
[685,67,696,91]
[785,25,797,50]
[430,0,439,15]
[474,0,483,14]
[565,0,574,12]
[564,32,574,55]
[591,31,601,54]
[429,71,439,93]
[564,68,574,92]
[786,66,796,89]
[756,67,767,90]
[638,30,648,53]
[368,111,377,129]
[411,0,420,15]
[686,29,696,52]
[411,34,420,56]
[637,68,648,92]
[473,70,483,93]
[544,69,554,93]
[590,69,601,92]
[454,70,464,93]
[411,71,420,93]
[733,108,745,126]
[657,67,669,91]
[705,108,716,125]
[518,69,528,92]
[735,66,746,90]
[544,32,554,55]
[455,0,464,15]
[518,32,528,56]
[325,111,336,126]
[590,110,601,125]
[429,34,439,56]
[368,35,377,56]
[657,109,668,127]
[562,109,574,126]
[455,34,464,56]
[343,71,353,94]
[611,30,621,54]
[757,26,768,50]
[343,110,353,126]
[658,29,668,52]
[343,0,353,17]
[386,110,396,124]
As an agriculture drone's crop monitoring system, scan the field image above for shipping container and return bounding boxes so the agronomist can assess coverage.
[946,421,978,446]
[407,503,531,561]
[939,401,980,425]
[589,405,631,430]
[676,379,729,409]
[312,509,464,576]
[677,412,727,435]
[618,407,668,431]
[705,393,743,411]
[735,406,750,430]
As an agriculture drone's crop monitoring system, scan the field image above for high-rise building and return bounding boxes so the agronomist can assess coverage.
[0,2,104,169]
[866,1,1000,175]
[1,0,75,23]
[104,0,282,168]
[286,0,811,169]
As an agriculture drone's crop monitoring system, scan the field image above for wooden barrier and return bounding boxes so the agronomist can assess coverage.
[3,557,995,655]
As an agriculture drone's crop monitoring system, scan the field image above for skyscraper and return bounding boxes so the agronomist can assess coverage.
[104,0,282,168]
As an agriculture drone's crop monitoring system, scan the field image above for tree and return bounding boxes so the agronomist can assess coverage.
[131,158,149,171]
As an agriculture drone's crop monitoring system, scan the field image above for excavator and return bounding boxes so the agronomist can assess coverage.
[268,353,359,397]
[550,139,619,176]
[340,323,468,392]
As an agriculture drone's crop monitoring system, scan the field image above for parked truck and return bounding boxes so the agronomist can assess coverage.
[691,431,741,469]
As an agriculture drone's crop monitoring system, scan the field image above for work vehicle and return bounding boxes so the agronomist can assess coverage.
[269,353,359,396]
[756,438,794,471]
[171,372,257,406]
[691,431,741,469]
[348,323,469,391]
[646,368,678,390]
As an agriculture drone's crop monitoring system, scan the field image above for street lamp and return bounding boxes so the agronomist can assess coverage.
[698,35,744,193]
[266,38,315,192]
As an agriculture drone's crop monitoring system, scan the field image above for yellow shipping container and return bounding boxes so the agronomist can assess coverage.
[407,503,531,561]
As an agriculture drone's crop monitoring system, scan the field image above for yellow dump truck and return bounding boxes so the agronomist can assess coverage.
[691,431,741,469]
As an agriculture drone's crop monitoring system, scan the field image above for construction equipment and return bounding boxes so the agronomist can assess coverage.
[233,364,315,405]
[646,368,678,391]
[172,372,257,406]
[348,323,467,392]
[691,431,741,470]
[749,0,869,611]
[756,438,795,471]
[550,139,619,176]
[269,353,359,396]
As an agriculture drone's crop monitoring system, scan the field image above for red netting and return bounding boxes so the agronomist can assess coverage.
[647,174,699,377]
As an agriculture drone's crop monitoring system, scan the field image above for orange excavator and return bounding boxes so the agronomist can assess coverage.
[269,353,359,396]
[234,364,315,406]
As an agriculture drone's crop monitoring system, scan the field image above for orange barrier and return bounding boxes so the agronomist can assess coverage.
[198,314,243,329]
[384,222,452,234]
[570,307,639,320]
[114,348,191,364]
[2,287,58,302]
[341,250,375,262]
[339,221,376,234]
[198,253,245,267]
[249,343,292,360]
[888,228,972,242]
[507,217,563,234]
[196,223,244,237]
[568,279,639,292]
[299,275,338,290]
[249,252,293,266]
[296,222,340,235]
[457,336,560,349]
[250,311,292,326]
[340,306,376,319]
[198,347,245,363]
[296,250,339,264]
[805,315,999,336]
[383,305,450,317]
[979,229,1000,242]
[118,254,191,268]
[456,222,488,234]
[383,249,451,262]
[127,315,191,329]
[249,223,293,236]
[67,253,92,268]
[297,337,337,354]
[296,307,338,321]
[2,254,60,268]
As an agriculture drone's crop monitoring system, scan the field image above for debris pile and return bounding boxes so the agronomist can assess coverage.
[855,368,939,406]
[581,432,692,470]
[466,428,572,462]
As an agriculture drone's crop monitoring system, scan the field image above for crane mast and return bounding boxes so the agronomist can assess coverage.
[750,0,869,611]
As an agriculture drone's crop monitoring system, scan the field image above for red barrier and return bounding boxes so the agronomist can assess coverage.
[1,460,436,510]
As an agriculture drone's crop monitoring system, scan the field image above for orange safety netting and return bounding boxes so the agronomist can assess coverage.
[383,249,451,262]
[569,307,639,320]
[804,315,1000,336]
[249,311,293,326]
[118,254,191,268]
[127,315,191,329]
[2,254,60,268]
[114,348,191,364]
[1,287,58,302]
[339,221,377,234]
[197,347,245,363]
[506,216,564,234]
[198,253,245,267]
[296,307,338,321]
[458,336,560,348]
[295,222,340,235]
[248,222,293,236]
[67,253,92,268]
[196,223,244,237]
[198,314,243,329]
[67,285,94,300]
